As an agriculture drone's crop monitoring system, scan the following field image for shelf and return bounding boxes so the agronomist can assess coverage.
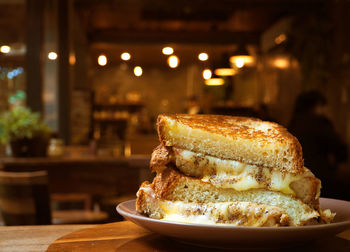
[93,103,144,113]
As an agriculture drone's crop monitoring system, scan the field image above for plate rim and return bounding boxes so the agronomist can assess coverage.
[116,197,350,231]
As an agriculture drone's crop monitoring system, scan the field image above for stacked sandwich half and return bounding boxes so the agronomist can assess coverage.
[136,114,335,226]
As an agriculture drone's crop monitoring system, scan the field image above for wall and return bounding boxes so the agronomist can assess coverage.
[90,63,204,118]
[89,57,302,126]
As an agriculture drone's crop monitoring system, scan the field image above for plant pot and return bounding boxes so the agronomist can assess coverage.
[10,136,49,157]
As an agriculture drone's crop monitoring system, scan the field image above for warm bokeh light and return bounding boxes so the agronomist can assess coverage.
[98,54,107,66]
[273,58,290,69]
[162,47,174,55]
[69,53,76,65]
[230,55,254,68]
[234,58,245,68]
[0,45,10,54]
[121,52,131,61]
[205,77,225,86]
[134,66,143,76]
[198,52,209,61]
[167,55,179,68]
[202,69,212,79]
[275,33,287,45]
[215,68,236,76]
[48,52,58,60]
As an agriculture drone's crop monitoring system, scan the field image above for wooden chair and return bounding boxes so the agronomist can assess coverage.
[0,170,51,225]
[50,193,108,224]
[0,171,108,225]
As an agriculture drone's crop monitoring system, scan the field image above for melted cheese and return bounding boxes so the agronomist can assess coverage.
[176,149,306,195]
[159,201,215,224]
[162,212,215,224]
[156,199,286,226]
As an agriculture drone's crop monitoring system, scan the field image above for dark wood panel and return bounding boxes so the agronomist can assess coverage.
[0,156,151,198]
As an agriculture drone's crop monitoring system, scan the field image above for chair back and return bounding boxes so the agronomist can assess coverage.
[0,170,51,225]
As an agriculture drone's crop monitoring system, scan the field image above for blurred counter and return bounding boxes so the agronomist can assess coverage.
[0,155,149,170]
[0,155,152,196]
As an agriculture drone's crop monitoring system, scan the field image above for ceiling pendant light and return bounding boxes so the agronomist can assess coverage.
[0,45,11,54]
[134,66,143,77]
[121,52,131,61]
[167,55,179,68]
[198,52,209,61]
[229,45,254,69]
[98,54,107,66]
[214,53,237,76]
[162,47,174,55]
[48,52,58,60]
[204,72,224,86]
[202,68,212,80]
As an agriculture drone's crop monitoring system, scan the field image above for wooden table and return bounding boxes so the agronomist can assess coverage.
[0,221,349,252]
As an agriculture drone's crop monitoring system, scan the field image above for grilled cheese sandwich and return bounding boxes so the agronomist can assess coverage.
[136,114,335,226]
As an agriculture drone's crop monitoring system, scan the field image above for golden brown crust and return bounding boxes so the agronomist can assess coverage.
[157,114,304,173]
[151,166,181,199]
[136,182,165,219]
[290,176,321,210]
[136,183,147,213]
[150,144,171,173]
[158,114,293,144]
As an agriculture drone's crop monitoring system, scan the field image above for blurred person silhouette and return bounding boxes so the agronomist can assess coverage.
[288,91,347,197]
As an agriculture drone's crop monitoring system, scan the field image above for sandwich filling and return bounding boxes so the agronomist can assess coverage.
[159,201,290,227]
[151,144,320,198]
[137,184,290,227]
[174,148,316,195]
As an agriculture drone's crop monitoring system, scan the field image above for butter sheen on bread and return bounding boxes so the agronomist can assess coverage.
[157,114,304,173]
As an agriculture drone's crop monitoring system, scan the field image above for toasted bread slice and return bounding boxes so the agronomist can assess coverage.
[151,144,321,209]
[157,114,304,173]
[136,185,290,227]
[145,167,332,226]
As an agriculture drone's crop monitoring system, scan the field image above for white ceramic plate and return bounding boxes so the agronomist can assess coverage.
[117,198,350,249]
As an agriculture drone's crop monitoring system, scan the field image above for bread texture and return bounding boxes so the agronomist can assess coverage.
[143,167,330,226]
[157,114,304,173]
[150,144,321,210]
[136,185,290,227]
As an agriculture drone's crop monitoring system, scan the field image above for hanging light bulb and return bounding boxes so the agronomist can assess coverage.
[198,52,209,61]
[202,69,212,80]
[48,52,58,60]
[0,45,11,54]
[162,47,174,55]
[134,66,143,77]
[121,52,131,61]
[233,58,245,68]
[167,55,179,68]
[98,54,107,66]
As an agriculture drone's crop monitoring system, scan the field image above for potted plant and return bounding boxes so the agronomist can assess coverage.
[0,106,51,157]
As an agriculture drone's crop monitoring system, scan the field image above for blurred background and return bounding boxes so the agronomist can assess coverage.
[0,0,349,225]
